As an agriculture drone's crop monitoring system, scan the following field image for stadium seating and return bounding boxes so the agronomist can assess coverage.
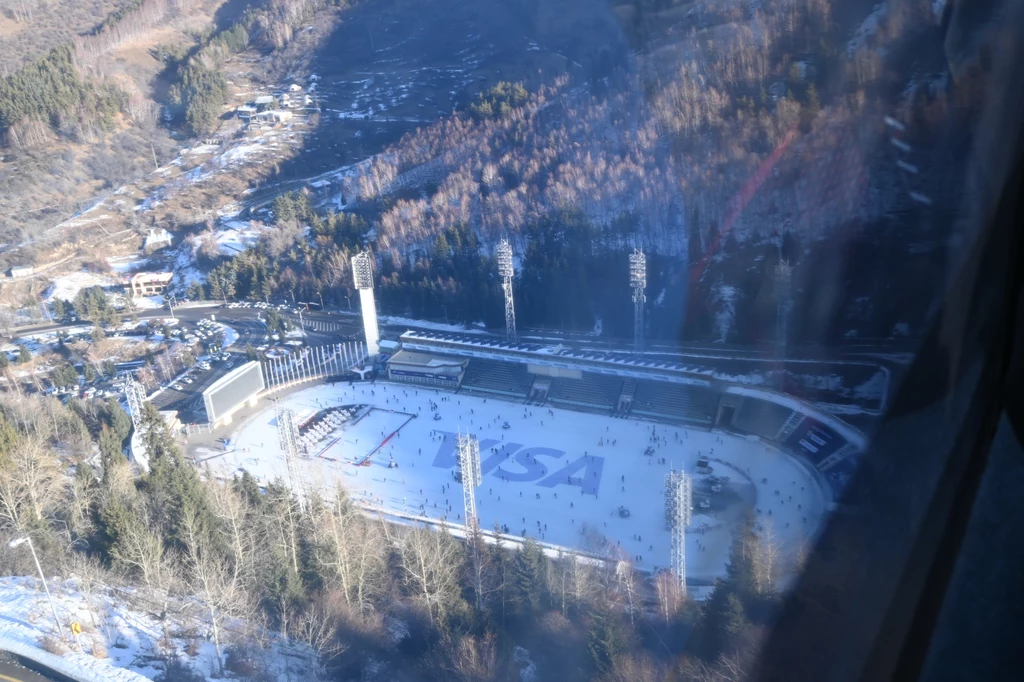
[548,373,623,411]
[630,381,717,425]
[460,359,535,398]
[731,399,796,441]
[615,378,637,414]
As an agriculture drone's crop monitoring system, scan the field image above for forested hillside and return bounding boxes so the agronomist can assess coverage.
[209,0,970,344]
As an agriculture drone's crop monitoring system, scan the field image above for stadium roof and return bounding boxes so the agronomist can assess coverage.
[398,331,716,386]
[388,349,468,369]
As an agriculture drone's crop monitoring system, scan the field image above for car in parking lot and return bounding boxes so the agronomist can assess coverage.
[174,384,184,391]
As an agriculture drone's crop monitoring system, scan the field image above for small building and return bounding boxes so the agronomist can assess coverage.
[143,228,173,251]
[386,349,466,388]
[8,265,33,278]
[236,104,258,122]
[253,95,276,111]
[129,271,174,298]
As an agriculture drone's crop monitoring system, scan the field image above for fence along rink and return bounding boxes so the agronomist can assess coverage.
[260,341,368,392]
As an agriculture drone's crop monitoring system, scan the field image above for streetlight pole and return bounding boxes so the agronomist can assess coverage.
[9,537,64,639]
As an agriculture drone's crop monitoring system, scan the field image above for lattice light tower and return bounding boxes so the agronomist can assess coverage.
[774,260,793,353]
[458,432,485,610]
[124,375,148,430]
[276,407,305,512]
[457,432,483,528]
[351,251,380,357]
[665,469,693,595]
[630,248,647,353]
[496,239,517,343]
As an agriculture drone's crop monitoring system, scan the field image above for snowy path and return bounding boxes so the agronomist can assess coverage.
[211,383,827,582]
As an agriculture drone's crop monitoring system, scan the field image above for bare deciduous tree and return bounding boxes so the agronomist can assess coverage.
[439,630,500,682]
[398,525,464,626]
[0,435,64,533]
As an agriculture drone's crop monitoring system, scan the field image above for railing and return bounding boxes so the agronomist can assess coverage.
[261,341,367,394]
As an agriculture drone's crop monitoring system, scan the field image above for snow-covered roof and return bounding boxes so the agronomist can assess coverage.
[389,349,467,369]
[398,331,713,386]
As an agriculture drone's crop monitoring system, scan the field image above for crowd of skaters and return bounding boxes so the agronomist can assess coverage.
[250,382,824,572]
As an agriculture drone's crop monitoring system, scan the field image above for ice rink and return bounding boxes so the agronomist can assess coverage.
[203,381,828,583]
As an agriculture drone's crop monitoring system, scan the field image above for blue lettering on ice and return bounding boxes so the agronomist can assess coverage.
[538,455,605,496]
[495,447,564,482]
[480,442,522,474]
[430,431,605,496]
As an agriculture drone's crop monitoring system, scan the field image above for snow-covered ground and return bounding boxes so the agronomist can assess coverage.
[106,257,151,274]
[380,315,488,335]
[195,220,268,257]
[0,576,318,681]
[219,323,240,348]
[206,383,827,585]
[45,272,121,303]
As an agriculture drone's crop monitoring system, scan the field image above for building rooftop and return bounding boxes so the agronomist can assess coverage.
[388,349,468,369]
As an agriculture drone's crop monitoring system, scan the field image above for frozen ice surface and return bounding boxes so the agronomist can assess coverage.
[210,382,827,584]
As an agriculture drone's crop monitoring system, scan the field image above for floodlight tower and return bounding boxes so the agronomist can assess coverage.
[276,407,304,512]
[496,239,517,343]
[665,469,693,595]
[774,260,793,353]
[629,248,647,353]
[458,432,485,610]
[457,432,483,528]
[351,251,380,357]
[124,376,147,430]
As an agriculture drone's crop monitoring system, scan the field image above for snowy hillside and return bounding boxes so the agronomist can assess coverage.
[0,576,318,681]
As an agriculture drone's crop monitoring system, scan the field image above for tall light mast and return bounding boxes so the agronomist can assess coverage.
[496,239,517,343]
[630,248,647,353]
[665,469,693,596]
[351,251,380,357]
[774,260,793,353]
[457,432,484,610]
[276,407,305,512]
[124,375,147,430]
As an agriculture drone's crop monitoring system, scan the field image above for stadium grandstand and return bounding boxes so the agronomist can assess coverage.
[462,358,536,398]
[384,330,867,497]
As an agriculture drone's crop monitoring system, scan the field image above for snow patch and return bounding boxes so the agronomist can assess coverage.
[45,272,121,303]
[514,646,537,682]
[106,257,150,274]
[0,575,316,681]
[847,3,888,58]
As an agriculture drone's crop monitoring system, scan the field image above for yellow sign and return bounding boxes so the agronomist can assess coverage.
[70,622,81,636]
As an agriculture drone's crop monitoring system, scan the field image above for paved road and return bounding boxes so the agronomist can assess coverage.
[0,658,59,682]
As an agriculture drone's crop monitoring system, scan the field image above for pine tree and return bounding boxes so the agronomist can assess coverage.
[509,538,548,620]
[98,426,124,482]
[586,601,623,675]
